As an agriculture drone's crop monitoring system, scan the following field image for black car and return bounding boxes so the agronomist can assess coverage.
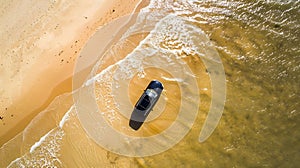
[129,80,164,130]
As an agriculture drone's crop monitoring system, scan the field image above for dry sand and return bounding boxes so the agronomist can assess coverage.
[0,0,144,147]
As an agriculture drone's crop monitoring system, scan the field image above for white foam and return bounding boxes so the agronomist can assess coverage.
[8,128,64,167]
[162,76,184,82]
[7,158,22,168]
[59,105,74,128]
[28,105,73,154]
[29,129,54,153]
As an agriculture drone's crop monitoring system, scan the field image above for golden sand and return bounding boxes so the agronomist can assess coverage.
[0,0,144,147]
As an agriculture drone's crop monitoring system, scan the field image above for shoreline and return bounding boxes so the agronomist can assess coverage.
[0,0,144,147]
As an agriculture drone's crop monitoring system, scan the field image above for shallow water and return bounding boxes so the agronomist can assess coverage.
[2,0,300,167]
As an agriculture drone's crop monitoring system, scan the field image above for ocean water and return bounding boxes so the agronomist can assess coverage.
[1,0,299,167]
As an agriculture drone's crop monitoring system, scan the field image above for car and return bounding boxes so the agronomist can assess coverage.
[129,80,164,130]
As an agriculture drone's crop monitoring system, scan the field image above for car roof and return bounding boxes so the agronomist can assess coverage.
[148,80,163,90]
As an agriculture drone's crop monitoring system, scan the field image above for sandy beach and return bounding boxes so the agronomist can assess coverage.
[0,0,144,147]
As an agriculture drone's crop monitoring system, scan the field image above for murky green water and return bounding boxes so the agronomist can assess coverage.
[136,0,300,167]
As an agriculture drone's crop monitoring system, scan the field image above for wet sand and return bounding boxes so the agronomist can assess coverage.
[0,0,155,167]
[0,0,143,147]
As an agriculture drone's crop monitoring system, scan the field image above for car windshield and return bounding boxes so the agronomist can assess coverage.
[145,89,158,98]
[136,95,151,111]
